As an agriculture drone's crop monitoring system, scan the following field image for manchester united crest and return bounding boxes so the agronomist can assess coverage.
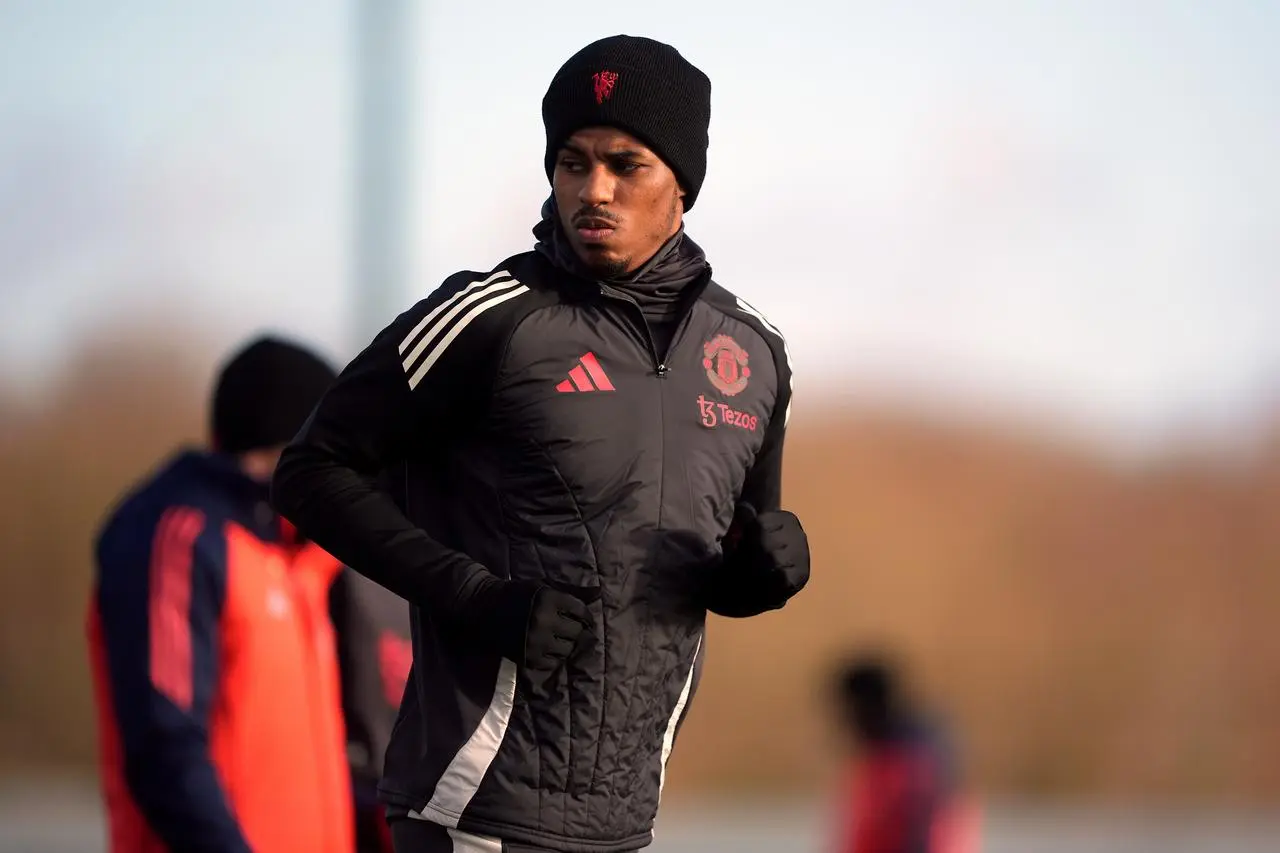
[702,334,750,397]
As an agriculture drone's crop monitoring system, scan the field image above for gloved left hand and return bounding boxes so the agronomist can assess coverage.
[709,502,810,616]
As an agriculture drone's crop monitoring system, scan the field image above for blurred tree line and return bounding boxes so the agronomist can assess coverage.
[2,327,1278,807]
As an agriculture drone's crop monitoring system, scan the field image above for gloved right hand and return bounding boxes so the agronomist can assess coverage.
[476,578,598,674]
[703,502,810,617]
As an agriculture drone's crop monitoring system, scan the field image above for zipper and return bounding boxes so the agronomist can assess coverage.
[598,284,668,377]
[596,283,702,376]
[597,283,704,530]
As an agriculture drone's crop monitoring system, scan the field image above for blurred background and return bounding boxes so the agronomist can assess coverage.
[2,1,1279,850]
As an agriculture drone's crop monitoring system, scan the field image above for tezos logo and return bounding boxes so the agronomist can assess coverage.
[698,395,758,432]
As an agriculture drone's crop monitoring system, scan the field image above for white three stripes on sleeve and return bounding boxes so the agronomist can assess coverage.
[398,271,530,391]
[734,296,793,428]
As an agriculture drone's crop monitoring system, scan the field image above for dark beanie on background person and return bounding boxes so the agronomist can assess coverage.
[542,35,712,209]
[210,336,338,455]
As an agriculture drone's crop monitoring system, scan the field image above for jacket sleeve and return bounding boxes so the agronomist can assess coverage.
[95,506,251,853]
[706,322,796,618]
[737,314,793,512]
[271,272,527,632]
[737,389,789,512]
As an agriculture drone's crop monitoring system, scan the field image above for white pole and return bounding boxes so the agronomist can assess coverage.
[352,0,419,354]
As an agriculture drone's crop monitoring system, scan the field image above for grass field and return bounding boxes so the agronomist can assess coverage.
[3,781,1278,853]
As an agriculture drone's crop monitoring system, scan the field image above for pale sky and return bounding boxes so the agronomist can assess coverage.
[2,0,1278,454]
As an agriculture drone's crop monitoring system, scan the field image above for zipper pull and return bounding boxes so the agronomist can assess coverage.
[656,363,669,377]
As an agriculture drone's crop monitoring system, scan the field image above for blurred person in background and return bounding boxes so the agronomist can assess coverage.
[272,33,809,853]
[87,336,354,853]
[331,564,413,853]
[831,654,981,853]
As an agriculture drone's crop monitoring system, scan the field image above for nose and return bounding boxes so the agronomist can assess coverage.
[578,163,615,207]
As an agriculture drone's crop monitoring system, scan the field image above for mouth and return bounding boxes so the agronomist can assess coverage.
[573,217,617,243]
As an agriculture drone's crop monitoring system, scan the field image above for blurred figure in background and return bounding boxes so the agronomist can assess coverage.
[86,336,354,853]
[831,653,981,853]
[330,564,412,853]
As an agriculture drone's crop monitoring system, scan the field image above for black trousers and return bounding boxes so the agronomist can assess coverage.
[389,818,560,853]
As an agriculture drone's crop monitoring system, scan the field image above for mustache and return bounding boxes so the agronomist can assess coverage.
[571,207,620,227]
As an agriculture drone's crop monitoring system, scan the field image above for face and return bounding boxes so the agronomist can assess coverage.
[237,446,285,483]
[553,127,684,277]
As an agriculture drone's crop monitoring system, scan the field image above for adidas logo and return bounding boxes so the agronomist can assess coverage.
[557,352,615,393]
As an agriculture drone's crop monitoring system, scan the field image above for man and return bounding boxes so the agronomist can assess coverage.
[330,564,413,853]
[87,336,354,853]
[831,655,980,853]
[272,34,810,853]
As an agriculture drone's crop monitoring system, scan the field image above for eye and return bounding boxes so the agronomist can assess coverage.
[614,161,643,175]
[559,157,584,172]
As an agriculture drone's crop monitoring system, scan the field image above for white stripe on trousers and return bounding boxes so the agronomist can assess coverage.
[446,827,503,853]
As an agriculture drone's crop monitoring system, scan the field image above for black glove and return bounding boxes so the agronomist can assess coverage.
[471,578,598,674]
[706,502,810,617]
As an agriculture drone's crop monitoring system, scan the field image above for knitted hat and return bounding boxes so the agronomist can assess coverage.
[210,336,337,454]
[542,35,712,210]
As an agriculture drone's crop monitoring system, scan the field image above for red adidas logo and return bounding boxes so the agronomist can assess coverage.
[556,352,615,393]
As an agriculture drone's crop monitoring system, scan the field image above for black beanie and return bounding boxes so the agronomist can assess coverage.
[210,336,337,455]
[542,35,711,210]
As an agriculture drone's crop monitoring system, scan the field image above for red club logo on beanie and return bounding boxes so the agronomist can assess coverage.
[592,70,619,104]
